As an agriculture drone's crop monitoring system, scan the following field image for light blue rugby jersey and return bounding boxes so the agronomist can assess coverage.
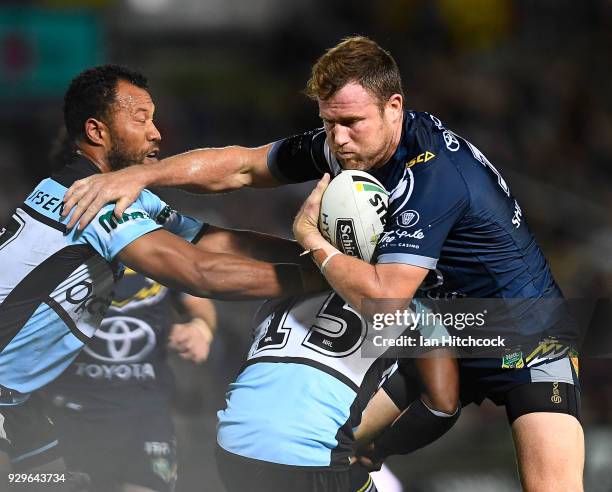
[0,157,205,400]
[217,291,400,470]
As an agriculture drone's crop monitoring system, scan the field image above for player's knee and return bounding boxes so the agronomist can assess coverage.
[422,386,459,415]
[420,382,459,415]
[422,392,459,416]
[419,374,459,415]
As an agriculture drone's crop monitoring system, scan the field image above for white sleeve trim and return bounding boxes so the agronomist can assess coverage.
[376,253,438,269]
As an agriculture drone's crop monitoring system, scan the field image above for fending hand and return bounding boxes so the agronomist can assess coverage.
[62,166,148,230]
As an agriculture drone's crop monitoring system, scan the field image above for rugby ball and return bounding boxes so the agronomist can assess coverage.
[319,170,388,263]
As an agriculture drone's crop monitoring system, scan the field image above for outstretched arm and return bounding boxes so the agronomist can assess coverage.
[147,144,279,192]
[194,226,311,266]
[118,228,324,300]
[63,144,278,230]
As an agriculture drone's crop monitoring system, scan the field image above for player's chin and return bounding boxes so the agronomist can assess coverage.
[143,156,159,165]
[340,160,371,171]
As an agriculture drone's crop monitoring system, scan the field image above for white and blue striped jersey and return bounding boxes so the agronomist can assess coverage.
[217,291,401,470]
[0,157,205,399]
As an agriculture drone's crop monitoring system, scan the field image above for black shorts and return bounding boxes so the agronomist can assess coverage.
[49,408,177,492]
[0,393,61,471]
[459,354,581,423]
[383,355,581,425]
[216,445,367,492]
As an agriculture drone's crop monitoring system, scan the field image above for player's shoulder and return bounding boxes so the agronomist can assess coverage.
[51,156,100,188]
[73,190,160,244]
[419,113,515,204]
[139,188,160,202]
[71,196,162,262]
[401,112,464,179]
[406,111,463,158]
[406,111,496,181]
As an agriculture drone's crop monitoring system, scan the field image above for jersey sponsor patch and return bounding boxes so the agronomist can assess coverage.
[98,210,152,233]
[406,151,436,168]
[396,210,420,228]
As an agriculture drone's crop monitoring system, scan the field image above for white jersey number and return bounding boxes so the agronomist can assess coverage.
[252,293,367,358]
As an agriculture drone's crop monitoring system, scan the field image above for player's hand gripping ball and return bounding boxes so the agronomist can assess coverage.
[319,170,388,263]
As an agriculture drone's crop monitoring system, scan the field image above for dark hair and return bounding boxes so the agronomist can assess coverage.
[49,126,77,172]
[305,36,404,107]
[63,64,148,142]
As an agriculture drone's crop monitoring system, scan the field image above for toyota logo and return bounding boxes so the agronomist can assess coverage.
[84,316,156,363]
[443,131,460,152]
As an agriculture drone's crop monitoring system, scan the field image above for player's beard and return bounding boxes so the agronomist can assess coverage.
[107,131,148,171]
[107,143,147,171]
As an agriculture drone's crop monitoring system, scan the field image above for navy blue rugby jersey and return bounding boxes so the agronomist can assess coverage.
[0,157,206,397]
[267,111,569,342]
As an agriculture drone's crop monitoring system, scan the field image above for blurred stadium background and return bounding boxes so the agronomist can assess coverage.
[0,1,610,490]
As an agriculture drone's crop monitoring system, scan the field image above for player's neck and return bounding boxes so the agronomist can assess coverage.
[75,147,111,173]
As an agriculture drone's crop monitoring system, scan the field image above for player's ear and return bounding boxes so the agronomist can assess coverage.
[385,94,403,121]
[83,118,108,147]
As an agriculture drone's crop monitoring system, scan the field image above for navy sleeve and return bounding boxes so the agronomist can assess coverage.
[374,160,469,269]
[267,128,331,183]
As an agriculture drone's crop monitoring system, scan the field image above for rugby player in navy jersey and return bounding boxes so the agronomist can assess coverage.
[63,37,583,491]
[0,65,326,484]
[41,270,215,492]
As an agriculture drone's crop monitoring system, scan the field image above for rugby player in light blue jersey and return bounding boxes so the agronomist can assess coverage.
[0,65,324,483]
[215,291,451,492]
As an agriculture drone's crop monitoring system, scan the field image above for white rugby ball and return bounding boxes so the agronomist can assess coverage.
[319,170,388,263]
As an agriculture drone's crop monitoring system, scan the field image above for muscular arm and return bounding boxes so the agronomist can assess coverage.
[194,226,311,266]
[118,228,322,300]
[63,144,279,230]
[354,355,460,469]
[145,144,279,192]
[312,254,427,314]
